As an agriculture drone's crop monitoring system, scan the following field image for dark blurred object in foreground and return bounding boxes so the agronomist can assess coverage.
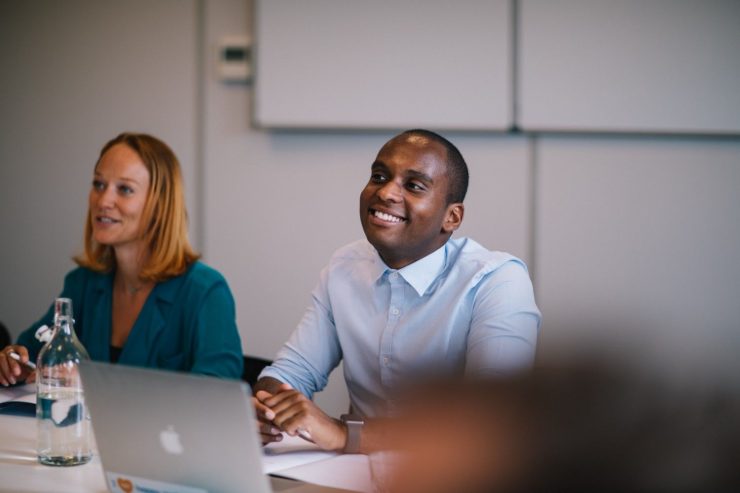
[384,362,740,493]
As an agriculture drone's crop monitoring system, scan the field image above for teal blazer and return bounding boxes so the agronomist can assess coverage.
[18,262,243,379]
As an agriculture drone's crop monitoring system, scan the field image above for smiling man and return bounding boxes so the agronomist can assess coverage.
[253,129,541,453]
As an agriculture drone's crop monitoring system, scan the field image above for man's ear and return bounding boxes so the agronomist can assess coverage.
[442,203,464,234]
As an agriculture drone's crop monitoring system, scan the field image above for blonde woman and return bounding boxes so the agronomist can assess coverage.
[0,133,242,386]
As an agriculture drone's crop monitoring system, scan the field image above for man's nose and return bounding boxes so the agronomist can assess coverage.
[377,181,402,202]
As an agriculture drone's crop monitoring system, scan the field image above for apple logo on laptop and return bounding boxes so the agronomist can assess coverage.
[159,425,184,455]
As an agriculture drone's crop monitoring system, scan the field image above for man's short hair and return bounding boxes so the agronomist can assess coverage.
[396,129,469,204]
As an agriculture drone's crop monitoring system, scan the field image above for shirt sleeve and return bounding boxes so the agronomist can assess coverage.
[190,281,244,379]
[466,260,541,376]
[259,266,343,399]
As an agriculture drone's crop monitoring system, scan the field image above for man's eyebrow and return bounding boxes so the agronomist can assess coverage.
[406,169,434,183]
[370,160,388,170]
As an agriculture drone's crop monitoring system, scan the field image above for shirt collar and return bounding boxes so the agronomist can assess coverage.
[374,243,447,297]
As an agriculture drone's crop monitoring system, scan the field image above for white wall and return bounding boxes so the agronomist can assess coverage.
[1,0,739,419]
[202,1,533,414]
[0,0,199,334]
[536,136,740,383]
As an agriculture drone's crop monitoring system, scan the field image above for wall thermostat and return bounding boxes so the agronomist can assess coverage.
[217,36,251,82]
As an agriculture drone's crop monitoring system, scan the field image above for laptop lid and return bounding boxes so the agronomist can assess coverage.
[79,361,271,493]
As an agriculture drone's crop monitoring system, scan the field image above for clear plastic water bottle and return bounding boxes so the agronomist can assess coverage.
[36,297,92,466]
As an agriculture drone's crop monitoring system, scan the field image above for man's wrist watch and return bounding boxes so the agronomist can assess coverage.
[340,414,365,454]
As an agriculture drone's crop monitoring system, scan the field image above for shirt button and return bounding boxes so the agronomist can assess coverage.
[391,307,399,315]
[389,272,398,280]
[383,357,389,366]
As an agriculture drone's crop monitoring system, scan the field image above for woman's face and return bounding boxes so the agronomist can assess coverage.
[89,143,151,252]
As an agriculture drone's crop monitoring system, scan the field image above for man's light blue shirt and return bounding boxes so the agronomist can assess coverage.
[261,237,541,417]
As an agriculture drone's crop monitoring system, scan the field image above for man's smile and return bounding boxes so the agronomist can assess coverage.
[369,208,406,224]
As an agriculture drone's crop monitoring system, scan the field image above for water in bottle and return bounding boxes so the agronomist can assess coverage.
[36,297,92,466]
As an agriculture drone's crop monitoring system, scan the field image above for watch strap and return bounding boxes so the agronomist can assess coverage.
[341,414,364,454]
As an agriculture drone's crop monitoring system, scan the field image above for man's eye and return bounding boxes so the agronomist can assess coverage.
[370,173,387,183]
[92,180,105,191]
[407,182,424,192]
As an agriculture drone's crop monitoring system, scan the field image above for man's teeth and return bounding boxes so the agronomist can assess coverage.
[374,210,403,223]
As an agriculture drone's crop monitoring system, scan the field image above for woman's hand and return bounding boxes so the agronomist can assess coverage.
[0,345,35,387]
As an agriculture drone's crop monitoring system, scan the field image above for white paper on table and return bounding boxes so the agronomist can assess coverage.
[271,453,372,493]
[0,384,35,403]
[262,433,336,474]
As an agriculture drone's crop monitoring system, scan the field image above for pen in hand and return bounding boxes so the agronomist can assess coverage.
[8,352,36,371]
[297,429,313,442]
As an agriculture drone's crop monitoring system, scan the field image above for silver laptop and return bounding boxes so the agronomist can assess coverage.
[79,361,347,493]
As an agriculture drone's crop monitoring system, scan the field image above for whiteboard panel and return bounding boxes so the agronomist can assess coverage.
[255,0,512,130]
[519,0,740,134]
